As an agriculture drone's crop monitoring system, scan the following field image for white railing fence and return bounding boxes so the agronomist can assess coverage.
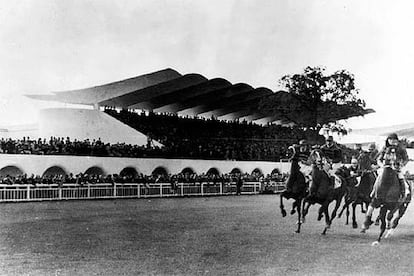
[0,181,286,203]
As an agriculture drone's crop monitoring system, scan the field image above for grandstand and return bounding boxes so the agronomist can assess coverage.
[0,68,368,184]
[24,68,313,145]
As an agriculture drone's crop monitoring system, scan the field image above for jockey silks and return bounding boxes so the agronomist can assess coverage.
[377,144,408,171]
[320,143,343,163]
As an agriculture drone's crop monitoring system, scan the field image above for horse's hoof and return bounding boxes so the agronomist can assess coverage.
[352,222,358,229]
[302,217,306,223]
[374,221,379,226]
[361,210,366,214]
[371,241,380,246]
[317,214,323,221]
[295,230,300,234]
[281,210,287,217]
[290,209,296,215]
[360,228,366,233]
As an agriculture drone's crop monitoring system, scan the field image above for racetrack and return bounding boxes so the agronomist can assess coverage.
[0,195,413,276]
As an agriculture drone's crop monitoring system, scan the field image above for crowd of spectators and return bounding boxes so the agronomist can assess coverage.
[104,108,324,161]
[0,170,288,186]
[0,109,357,162]
[0,136,165,157]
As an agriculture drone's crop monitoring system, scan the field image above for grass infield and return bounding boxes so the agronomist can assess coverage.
[0,195,413,275]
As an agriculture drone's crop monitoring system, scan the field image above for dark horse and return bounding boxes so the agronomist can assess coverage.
[279,146,308,233]
[301,150,350,235]
[361,166,411,245]
[338,170,376,228]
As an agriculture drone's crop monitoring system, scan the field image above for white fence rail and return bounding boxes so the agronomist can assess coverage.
[0,181,286,203]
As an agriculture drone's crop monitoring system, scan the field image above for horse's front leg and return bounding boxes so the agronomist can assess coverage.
[386,205,399,230]
[373,207,387,245]
[302,198,311,223]
[352,201,358,229]
[291,200,297,215]
[295,199,302,233]
[393,203,409,229]
[329,197,342,224]
[321,202,331,235]
[345,204,350,225]
[386,202,409,239]
[361,203,366,213]
[280,193,287,217]
[338,197,351,218]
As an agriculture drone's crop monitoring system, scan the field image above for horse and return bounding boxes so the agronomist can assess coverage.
[338,170,376,228]
[301,150,350,235]
[279,145,308,233]
[361,166,411,245]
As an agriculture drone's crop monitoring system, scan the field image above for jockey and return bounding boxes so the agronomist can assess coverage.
[319,136,343,182]
[307,137,343,198]
[297,139,311,162]
[367,143,380,170]
[348,145,373,188]
[296,139,312,180]
[320,136,343,164]
[376,133,408,197]
[354,144,375,174]
[362,133,409,229]
[349,157,360,177]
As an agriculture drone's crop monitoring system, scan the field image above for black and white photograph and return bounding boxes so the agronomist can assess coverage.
[1,1,414,275]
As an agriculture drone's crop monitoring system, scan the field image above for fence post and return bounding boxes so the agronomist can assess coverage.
[160,184,163,197]
[58,186,62,200]
[220,182,223,195]
[181,183,184,196]
[201,183,204,196]
[27,185,30,200]
[113,184,117,198]
[87,184,91,198]
[137,184,140,198]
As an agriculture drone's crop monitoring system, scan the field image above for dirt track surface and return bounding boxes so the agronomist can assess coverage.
[0,195,413,276]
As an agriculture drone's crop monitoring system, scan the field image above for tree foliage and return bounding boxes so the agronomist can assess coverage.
[260,66,372,131]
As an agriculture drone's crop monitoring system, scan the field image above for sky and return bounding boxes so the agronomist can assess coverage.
[0,0,413,130]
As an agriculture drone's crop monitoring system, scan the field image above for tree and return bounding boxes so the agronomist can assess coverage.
[259,66,373,133]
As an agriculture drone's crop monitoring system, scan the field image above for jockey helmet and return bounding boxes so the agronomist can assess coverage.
[326,136,334,142]
[387,133,398,140]
[368,143,376,151]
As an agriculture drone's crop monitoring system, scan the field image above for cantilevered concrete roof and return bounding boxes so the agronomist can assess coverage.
[26,68,374,125]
